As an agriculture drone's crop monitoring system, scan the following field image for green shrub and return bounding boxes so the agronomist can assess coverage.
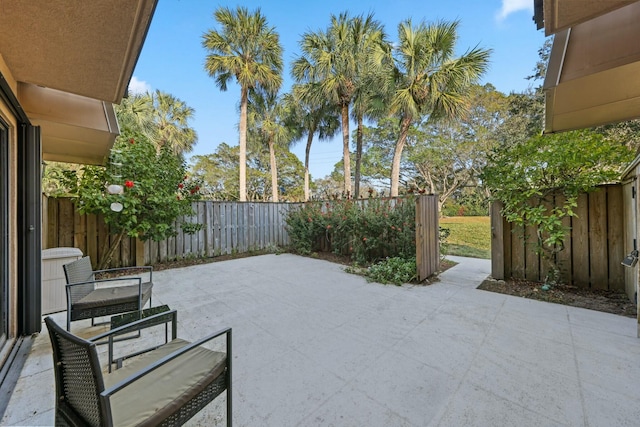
[365,257,417,285]
[285,197,417,264]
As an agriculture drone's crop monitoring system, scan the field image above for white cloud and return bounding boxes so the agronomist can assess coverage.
[496,0,533,21]
[128,76,151,95]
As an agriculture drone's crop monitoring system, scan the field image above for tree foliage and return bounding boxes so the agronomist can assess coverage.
[292,12,388,197]
[65,132,202,268]
[202,6,283,201]
[286,85,340,201]
[247,89,292,202]
[118,91,197,155]
[482,130,634,283]
[189,142,305,201]
[388,19,491,196]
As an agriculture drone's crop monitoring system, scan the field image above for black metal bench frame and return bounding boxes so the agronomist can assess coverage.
[45,313,232,426]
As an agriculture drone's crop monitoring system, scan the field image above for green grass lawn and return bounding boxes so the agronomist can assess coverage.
[440,216,491,259]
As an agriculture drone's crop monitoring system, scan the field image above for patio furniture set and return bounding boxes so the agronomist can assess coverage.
[42,256,232,426]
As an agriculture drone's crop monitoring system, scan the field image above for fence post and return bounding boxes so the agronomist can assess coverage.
[415,195,439,281]
[490,202,504,280]
[135,238,145,267]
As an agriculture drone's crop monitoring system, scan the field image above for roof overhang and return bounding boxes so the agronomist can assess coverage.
[534,0,636,36]
[0,1,157,164]
[19,83,118,165]
[538,1,640,133]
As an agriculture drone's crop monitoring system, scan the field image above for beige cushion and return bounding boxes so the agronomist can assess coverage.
[103,339,227,427]
[74,282,152,310]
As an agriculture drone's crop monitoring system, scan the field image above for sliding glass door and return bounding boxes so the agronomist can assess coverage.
[0,119,8,348]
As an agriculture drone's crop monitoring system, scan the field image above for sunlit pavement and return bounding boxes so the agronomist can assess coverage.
[3,254,640,426]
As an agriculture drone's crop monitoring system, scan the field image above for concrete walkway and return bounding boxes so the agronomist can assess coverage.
[2,254,640,426]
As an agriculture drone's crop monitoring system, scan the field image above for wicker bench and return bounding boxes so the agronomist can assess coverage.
[45,314,232,426]
[63,256,153,332]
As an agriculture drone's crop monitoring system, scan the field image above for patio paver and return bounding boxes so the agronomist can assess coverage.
[2,254,640,426]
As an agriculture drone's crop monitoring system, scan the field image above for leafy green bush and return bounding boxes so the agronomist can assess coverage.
[286,197,416,264]
[365,257,417,285]
[63,132,202,268]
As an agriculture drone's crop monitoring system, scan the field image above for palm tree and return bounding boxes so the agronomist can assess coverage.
[116,93,154,135]
[349,15,392,197]
[150,90,197,155]
[287,84,340,201]
[247,89,290,202]
[389,20,491,197]
[293,12,385,198]
[202,6,283,201]
[117,91,197,156]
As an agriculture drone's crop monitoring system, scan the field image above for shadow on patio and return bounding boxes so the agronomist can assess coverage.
[2,254,640,426]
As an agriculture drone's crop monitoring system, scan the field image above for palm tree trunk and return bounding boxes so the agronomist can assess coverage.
[239,87,248,202]
[354,114,363,198]
[390,115,413,197]
[341,104,351,197]
[269,139,279,202]
[304,131,314,201]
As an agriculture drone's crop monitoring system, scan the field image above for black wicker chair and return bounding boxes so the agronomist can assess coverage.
[63,257,153,331]
[45,314,232,427]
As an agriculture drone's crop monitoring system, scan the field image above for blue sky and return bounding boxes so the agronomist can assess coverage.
[131,0,547,179]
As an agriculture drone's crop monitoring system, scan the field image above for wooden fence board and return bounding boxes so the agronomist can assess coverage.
[213,203,221,256]
[510,223,526,279]
[86,214,98,263]
[525,222,540,281]
[503,220,513,280]
[539,197,554,282]
[46,197,59,248]
[73,208,86,255]
[120,235,129,267]
[224,203,232,254]
[416,195,439,281]
[555,194,572,284]
[589,189,608,289]
[490,202,505,280]
[491,184,626,291]
[168,220,176,261]
[572,193,590,287]
[59,199,74,247]
[607,185,625,291]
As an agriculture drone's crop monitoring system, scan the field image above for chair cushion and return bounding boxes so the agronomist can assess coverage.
[73,282,153,311]
[103,339,227,427]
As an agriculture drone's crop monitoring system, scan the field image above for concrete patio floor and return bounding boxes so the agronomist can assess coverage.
[2,254,640,426]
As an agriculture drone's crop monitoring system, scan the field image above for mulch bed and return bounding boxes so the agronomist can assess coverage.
[478,277,637,318]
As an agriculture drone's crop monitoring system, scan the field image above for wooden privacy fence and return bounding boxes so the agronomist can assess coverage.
[416,195,440,281]
[491,184,625,291]
[44,197,299,267]
[144,201,298,265]
[44,195,440,279]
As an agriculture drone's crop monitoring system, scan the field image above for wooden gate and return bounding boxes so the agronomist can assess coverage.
[416,195,440,281]
[491,184,625,290]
